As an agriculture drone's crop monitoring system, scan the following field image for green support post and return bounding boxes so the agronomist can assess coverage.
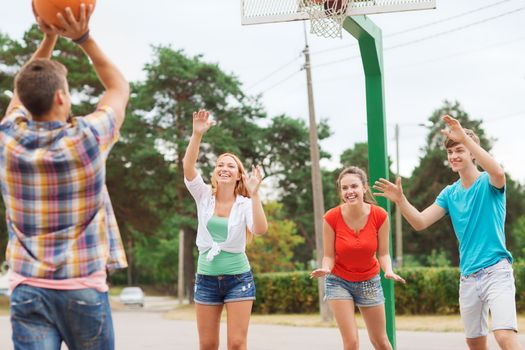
[342,16,396,349]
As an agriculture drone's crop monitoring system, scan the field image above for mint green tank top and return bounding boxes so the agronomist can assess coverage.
[197,215,251,275]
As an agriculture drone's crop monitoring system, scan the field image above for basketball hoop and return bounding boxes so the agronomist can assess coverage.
[301,0,352,38]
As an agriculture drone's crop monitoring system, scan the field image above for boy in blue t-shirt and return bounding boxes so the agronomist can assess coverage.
[373,115,521,350]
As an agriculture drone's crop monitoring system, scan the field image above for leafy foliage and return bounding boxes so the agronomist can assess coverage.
[247,202,304,273]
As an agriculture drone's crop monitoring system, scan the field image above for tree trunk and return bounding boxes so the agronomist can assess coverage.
[183,227,197,302]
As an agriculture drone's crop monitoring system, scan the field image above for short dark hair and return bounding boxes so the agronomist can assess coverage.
[444,128,480,149]
[14,58,68,118]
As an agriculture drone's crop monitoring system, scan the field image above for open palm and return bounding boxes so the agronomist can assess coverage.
[440,114,467,143]
[192,109,214,136]
[244,165,263,196]
[310,268,330,278]
[385,271,406,284]
[373,177,404,203]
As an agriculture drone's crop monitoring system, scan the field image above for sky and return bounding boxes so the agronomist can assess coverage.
[1,0,524,184]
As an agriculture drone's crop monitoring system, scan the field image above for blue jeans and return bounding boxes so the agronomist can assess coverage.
[194,271,256,305]
[10,284,114,350]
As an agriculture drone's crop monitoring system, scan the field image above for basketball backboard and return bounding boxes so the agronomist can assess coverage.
[241,0,436,26]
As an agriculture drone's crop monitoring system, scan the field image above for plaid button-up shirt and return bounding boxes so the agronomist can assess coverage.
[0,106,127,279]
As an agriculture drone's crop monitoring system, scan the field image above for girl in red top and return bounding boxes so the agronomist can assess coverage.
[311,166,405,350]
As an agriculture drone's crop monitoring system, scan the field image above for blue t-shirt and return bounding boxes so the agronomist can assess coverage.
[435,171,512,276]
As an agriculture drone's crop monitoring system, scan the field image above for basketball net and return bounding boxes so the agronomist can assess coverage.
[301,0,352,38]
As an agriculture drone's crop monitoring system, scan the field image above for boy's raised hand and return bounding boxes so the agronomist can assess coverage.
[373,177,404,204]
[32,4,57,37]
[441,114,468,143]
[56,4,93,41]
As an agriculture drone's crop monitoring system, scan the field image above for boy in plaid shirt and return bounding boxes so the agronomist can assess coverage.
[1,5,129,349]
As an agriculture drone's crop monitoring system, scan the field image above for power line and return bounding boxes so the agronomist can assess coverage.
[246,53,302,89]
[313,53,361,70]
[387,0,515,38]
[385,35,525,73]
[393,111,525,129]
[310,6,525,69]
[249,2,525,94]
[258,69,302,94]
[484,111,525,123]
[386,6,525,51]
[262,32,525,95]
[311,0,517,56]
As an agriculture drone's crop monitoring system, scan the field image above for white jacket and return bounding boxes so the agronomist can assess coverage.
[184,173,254,262]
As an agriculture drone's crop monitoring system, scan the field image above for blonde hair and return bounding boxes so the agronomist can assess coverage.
[211,153,253,242]
[211,153,250,198]
[336,166,377,204]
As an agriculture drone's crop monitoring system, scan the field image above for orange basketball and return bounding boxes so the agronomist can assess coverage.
[33,0,96,28]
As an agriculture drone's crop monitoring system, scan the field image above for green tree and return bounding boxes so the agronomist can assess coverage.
[259,115,333,266]
[247,202,304,273]
[340,142,370,170]
[509,216,525,261]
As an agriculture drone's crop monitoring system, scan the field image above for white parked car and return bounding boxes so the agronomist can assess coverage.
[119,287,144,307]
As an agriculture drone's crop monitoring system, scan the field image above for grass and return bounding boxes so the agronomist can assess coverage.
[164,305,525,333]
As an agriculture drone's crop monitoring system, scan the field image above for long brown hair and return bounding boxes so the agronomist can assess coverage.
[336,166,377,204]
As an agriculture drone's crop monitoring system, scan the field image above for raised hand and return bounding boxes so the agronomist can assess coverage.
[384,270,406,284]
[243,165,263,197]
[192,109,214,136]
[373,177,404,204]
[56,4,93,41]
[35,16,58,36]
[310,268,331,279]
[440,114,467,143]
[33,2,58,37]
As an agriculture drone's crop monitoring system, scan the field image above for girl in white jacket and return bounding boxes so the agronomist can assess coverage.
[183,109,268,350]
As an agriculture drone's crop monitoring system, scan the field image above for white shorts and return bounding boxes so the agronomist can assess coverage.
[459,259,518,338]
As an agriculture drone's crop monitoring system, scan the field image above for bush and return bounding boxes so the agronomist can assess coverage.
[253,272,319,314]
[253,263,525,315]
[394,267,460,314]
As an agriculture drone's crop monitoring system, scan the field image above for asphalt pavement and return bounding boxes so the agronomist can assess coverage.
[1,305,525,349]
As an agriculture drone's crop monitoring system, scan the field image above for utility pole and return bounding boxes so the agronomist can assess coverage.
[303,24,332,322]
[178,229,185,304]
[395,124,403,267]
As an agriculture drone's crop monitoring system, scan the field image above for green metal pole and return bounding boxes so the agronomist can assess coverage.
[342,16,396,349]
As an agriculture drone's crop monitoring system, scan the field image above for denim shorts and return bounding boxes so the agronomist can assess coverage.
[459,259,517,338]
[194,271,256,305]
[324,273,385,307]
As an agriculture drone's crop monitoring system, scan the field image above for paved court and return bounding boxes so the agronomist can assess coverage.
[1,311,525,349]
